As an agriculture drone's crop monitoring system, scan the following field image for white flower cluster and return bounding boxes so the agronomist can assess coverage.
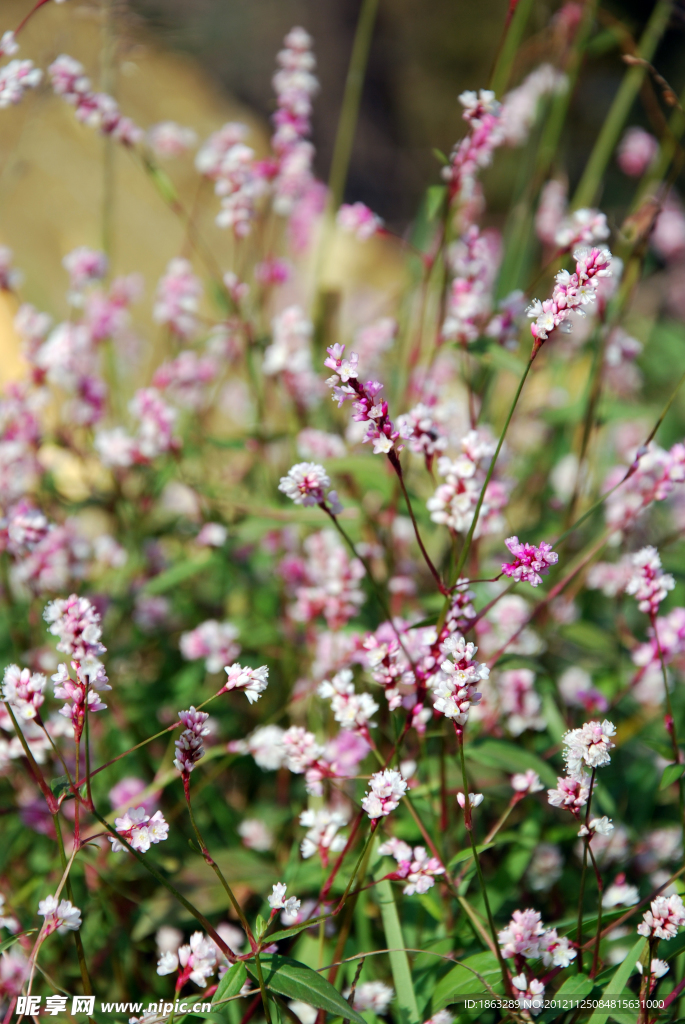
[431,635,489,725]
[361,769,407,819]
[318,668,378,733]
[547,719,615,819]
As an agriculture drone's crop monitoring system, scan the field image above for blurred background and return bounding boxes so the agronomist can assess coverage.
[127,0,685,225]
[0,0,684,381]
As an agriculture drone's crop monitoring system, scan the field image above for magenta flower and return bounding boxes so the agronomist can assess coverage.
[502,537,558,587]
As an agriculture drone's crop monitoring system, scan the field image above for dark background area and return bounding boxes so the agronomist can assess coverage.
[129,0,685,229]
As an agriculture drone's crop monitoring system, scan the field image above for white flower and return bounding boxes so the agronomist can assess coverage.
[511,770,544,793]
[578,816,614,837]
[457,792,483,808]
[38,895,81,933]
[222,663,269,703]
[268,883,301,916]
[156,950,179,976]
[361,769,407,819]
[636,959,669,979]
[238,819,273,852]
[343,980,394,1012]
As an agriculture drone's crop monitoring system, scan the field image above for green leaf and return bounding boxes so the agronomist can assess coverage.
[559,621,614,655]
[426,185,447,220]
[175,963,247,1023]
[0,929,36,955]
[660,762,685,790]
[244,955,365,1024]
[465,739,557,787]
[50,774,72,801]
[431,952,502,1012]
[375,877,421,1024]
[147,163,179,204]
[587,937,645,1024]
[213,962,248,1007]
[537,973,594,1023]
[142,555,213,595]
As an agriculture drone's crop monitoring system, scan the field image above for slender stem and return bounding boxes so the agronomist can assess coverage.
[489,0,535,96]
[312,0,379,344]
[440,356,533,622]
[53,814,94,997]
[184,789,254,950]
[2,701,58,812]
[572,0,673,209]
[388,451,447,592]
[457,728,511,995]
[90,806,238,962]
[334,825,376,912]
[251,952,273,1024]
[576,768,596,972]
[652,612,685,856]
[327,0,379,212]
[588,845,604,978]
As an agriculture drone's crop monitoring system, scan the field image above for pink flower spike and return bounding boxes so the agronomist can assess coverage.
[502,536,558,587]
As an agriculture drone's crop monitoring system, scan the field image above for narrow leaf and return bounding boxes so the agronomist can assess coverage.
[660,763,685,790]
[244,954,365,1024]
[142,555,213,595]
[431,951,502,1013]
[587,937,645,1024]
[375,877,421,1024]
[0,929,36,955]
[537,973,594,1023]
[465,739,557,787]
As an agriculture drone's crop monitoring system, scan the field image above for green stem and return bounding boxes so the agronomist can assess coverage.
[489,0,535,97]
[90,806,237,963]
[374,872,420,1024]
[588,845,604,978]
[53,814,94,997]
[312,0,379,342]
[457,730,511,995]
[335,826,376,911]
[184,791,254,950]
[572,0,673,209]
[252,952,273,1024]
[652,613,685,859]
[576,767,596,973]
[327,0,379,212]
[3,701,58,812]
[438,356,533,628]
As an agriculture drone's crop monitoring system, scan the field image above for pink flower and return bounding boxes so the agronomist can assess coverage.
[617,127,658,177]
[221,663,269,703]
[147,121,197,158]
[626,546,675,616]
[337,203,383,241]
[278,462,341,512]
[502,537,558,587]
[361,769,407,819]
[0,60,42,108]
[180,620,240,673]
[526,246,612,347]
[108,777,158,815]
[174,707,211,774]
[43,594,106,663]
[547,772,591,812]
[1,665,46,720]
[637,894,685,940]
[271,27,318,214]
[48,55,142,144]
[153,259,202,339]
[498,909,545,958]
[62,247,108,295]
[109,807,169,853]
